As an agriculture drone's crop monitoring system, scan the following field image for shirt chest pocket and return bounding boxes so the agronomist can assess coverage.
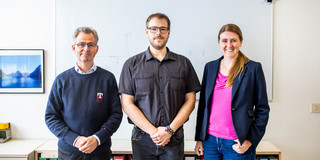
[168,72,185,91]
[134,73,154,92]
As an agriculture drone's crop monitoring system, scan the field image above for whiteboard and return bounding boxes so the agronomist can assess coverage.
[56,0,273,100]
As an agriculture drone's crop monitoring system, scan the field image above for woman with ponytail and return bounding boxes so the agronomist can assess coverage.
[194,24,270,160]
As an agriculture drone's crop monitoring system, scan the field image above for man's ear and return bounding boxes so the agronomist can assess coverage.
[72,44,76,51]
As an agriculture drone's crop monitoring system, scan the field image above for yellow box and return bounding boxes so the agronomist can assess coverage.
[0,123,9,129]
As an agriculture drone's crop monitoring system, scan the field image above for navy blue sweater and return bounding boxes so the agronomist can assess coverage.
[45,67,123,154]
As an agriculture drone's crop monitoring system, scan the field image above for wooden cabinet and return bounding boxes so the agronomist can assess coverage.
[256,141,281,160]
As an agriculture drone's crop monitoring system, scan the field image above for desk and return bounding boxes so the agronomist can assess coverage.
[256,141,281,158]
[36,140,281,160]
[0,139,46,160]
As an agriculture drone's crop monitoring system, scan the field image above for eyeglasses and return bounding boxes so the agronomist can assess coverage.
[147,26,169,34]
[75,42,97,49]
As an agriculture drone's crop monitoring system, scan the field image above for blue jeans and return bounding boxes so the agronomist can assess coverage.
[58,147,110,160]
[131,126,184,160]
[203,134,256,160]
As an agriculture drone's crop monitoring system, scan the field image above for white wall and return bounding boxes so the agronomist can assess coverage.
[263,0,320,159]
[0,0,319,160]
[0,0,56,139]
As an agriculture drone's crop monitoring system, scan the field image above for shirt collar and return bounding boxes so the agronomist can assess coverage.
[145,47,176,61]
[74,63,97,74]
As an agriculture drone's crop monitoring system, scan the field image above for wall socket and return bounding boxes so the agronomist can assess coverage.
[311,103,320,113]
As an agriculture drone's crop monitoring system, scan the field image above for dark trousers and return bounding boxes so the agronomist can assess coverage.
[58,147,111,160]
[131,126,184,160]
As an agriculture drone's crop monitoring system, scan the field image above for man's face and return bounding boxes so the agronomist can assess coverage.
[145,17,170,50]
[72,32,99,64]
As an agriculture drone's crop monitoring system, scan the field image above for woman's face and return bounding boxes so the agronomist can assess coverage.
[219,31,242,59]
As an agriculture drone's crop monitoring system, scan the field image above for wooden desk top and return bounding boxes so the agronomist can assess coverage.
[35,139,134,156]
[0,139,46,158]
[36,139,281,157]
[256,141,281,155]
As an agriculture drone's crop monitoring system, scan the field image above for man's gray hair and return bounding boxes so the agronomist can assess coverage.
[73,27,99,44]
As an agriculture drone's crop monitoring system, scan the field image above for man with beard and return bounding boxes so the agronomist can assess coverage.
[119,13,201,160]
[45,27,123,160]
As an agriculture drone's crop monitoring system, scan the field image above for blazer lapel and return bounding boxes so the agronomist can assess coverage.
[232,64,248,99]
[207,63,219,97]
[206,57,223,107]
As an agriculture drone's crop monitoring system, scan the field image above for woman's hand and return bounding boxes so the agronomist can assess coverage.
[194,141,204,156]
[232,139,252,154]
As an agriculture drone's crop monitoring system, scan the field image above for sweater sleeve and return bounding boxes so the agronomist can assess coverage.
[45,77,79,146]
[94,75,123,144]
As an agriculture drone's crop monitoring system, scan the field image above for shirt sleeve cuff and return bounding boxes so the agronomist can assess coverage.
[93,134,101,146]
[73,136,80,147]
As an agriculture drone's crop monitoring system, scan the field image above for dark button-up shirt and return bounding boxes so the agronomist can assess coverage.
[119,47,201,127]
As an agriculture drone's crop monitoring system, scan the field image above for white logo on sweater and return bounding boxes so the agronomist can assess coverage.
[97,93,103,102]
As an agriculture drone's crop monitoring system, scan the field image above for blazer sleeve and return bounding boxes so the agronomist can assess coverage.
[195,64,208,141]
[247,63,270,147]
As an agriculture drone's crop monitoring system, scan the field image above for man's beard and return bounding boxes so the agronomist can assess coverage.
[149,36,168,50]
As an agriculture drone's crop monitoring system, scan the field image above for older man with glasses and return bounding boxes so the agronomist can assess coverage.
[119,13,201,160]
[45,27,123,160]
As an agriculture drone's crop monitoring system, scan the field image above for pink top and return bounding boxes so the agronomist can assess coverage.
[207,72,237,140]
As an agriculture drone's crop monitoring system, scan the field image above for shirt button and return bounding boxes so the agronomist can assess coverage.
[232,108,236,111]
